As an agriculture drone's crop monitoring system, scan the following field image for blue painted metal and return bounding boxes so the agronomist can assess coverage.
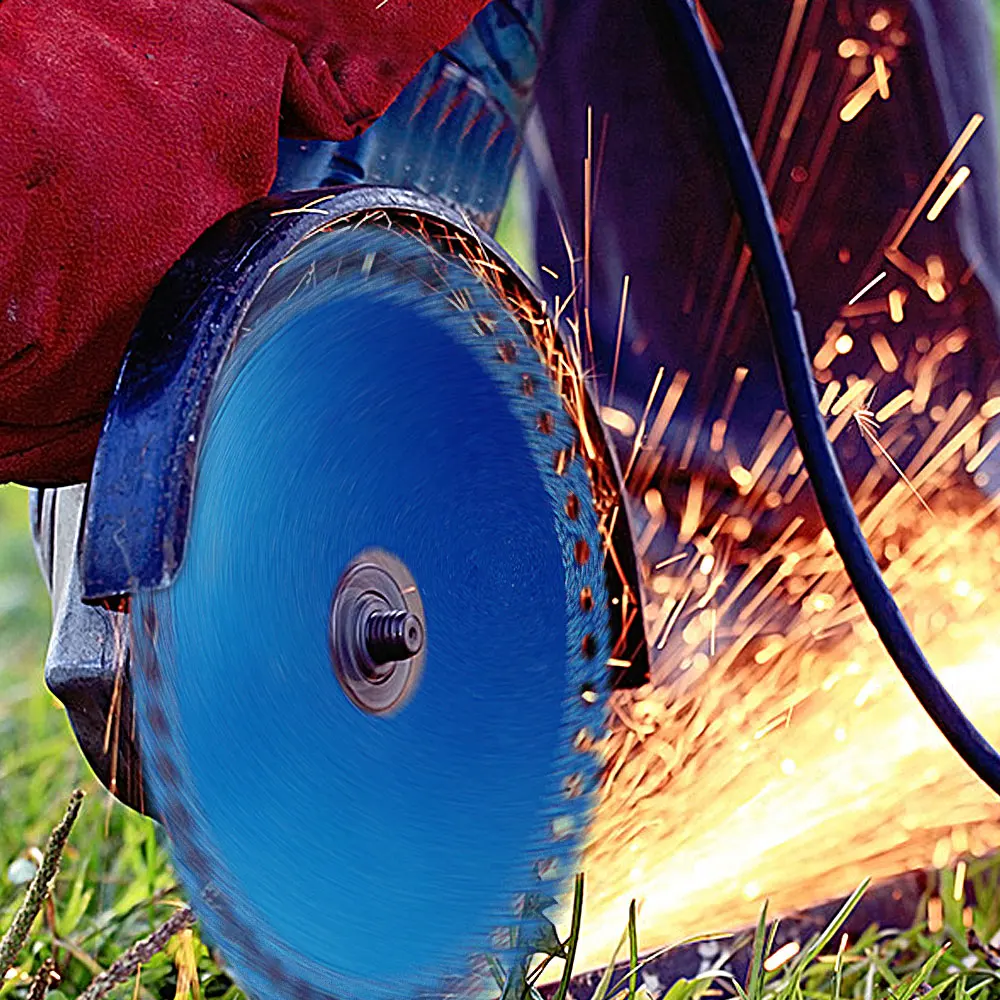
[130,224,609,999]
[80,186,646,683]
[271,0,545,232]
[81,189,433,602]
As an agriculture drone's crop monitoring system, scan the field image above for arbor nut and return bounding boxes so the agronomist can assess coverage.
[364,610,424,665]
[330,549,426,716]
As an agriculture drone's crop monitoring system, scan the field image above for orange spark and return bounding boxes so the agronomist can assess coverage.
[888,287,907,323]
[889,114,984,251]
[870,332,899,372]
[873,53,890,99]
[609,274,631,407]
[764,941,801,972]
[840,70,889,122]
[927,166,971,222]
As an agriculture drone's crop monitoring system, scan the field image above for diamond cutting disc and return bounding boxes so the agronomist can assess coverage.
[129,222,611,1000]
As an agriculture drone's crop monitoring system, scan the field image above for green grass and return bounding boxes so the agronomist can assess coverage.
[4,478,1000,998]
[0,485,237,999]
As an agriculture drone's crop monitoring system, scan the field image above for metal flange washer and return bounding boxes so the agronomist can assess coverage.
[329,549,426,716]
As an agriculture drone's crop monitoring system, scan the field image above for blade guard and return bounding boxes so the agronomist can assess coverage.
[80,186,649,685]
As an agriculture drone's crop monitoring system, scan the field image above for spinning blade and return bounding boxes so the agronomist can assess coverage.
[129,224,611,1000]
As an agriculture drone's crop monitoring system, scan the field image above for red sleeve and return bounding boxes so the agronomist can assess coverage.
[0,0,488,486]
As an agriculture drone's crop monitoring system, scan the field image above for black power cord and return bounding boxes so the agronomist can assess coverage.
[657,0,1000,795]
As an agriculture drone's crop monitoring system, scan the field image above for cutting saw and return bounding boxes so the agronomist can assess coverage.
[29,0,1000,997]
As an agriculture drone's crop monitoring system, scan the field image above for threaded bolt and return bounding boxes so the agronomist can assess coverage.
[364,610,424,665]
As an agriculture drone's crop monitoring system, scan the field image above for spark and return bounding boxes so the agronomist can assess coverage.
[540,16,1000,983]
[928,897,944,934]
[730,465,753,488]
[927,166,972,222]
[847,270,887,305]
[654,552,688,570]
[838,39,869,59]
[954,859,967,901]
[655,587,692,651]
[711,367,749,452]
[840,70,890,123]
[874,388,913,422]
[583,106,595,365]
[694,0,723,51]
[869,10,891,31]
[967,431,1000,474]
[889,113,984,251]
[609,274,631,407]
[634,370,691,493]
[873,54,890,99]
[830,378,874,418]
[764,941,801,973]
[814,321,847,370]
[592,111,611,216]
[601,406,637,437]
[888,287,906,323]
[679,476,706,544]
[269,207,331,218]
[624,366,665,483]
[852,391,933,515]
[765,49,821,193]
[754,0,808,158]
[871,332,899,372]
[884,245,929,287]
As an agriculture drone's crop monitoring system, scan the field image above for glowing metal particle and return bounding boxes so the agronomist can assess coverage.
[848,271,887,306]
[609,274,631,406]
[927,166,971,222]
[873,54,890,99]
[889,114,984,251]
[834,333,854,354]
[869,9,891,31]
[601,406,637,437]
[840,71,889,122]
[870,332,899,372]
[764,941,800,972]
[927,897,944,933]
[888,287,906,323]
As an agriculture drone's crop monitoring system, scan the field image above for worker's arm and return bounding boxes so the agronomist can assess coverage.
[0,0,488,486]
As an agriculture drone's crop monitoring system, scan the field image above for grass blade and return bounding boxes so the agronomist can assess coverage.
[787,879,870,996]
[746,901,769,1000]
[895,945,949,1000]
[628,900,639,999]
[552,873,585,1000]
[591,911,632,1000]
[0,790,84,977]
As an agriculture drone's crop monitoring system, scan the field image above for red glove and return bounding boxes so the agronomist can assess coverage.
[0,0,488,485]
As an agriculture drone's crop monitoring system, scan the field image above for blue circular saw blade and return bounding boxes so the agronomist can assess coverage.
[130,225,611,1000]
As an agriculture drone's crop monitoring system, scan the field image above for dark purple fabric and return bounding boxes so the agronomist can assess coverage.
[529,0,1000,466]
